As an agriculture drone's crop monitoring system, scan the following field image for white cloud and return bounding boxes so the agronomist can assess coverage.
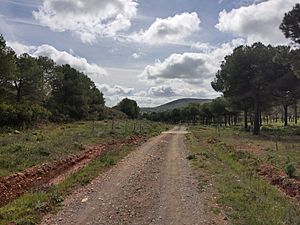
[190,42,214,52]
[148,84,212,98]
[7,41,107,77]
[130,12,200,44]
[97,84,134,96]
[148,85,176,97]
[6,41,35,55]
[96,83,136,106]
[138,39,245,103]
[33,44,107,77]
[132,53,141,59]
[216,0,298,45]
[140,52,214,84]
[33,0,138,44]
[139,38,245,84]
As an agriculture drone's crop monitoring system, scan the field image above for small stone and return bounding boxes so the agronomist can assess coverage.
[81,197,89,203]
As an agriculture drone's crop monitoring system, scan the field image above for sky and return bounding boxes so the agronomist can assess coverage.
[0,0,298,107]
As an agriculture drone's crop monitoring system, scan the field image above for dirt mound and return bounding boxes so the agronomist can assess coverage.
[257,164,300,202]
[0,135,145,208]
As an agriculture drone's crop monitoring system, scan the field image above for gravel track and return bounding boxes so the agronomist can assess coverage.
[41,126,211,225]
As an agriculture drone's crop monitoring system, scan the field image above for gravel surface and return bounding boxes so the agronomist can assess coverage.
[41,126,213,225]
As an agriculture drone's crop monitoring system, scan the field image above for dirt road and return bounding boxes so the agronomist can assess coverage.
[42,127,213,225]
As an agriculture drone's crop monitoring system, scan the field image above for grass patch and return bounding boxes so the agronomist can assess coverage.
[211,124,300,177]
[0,120,170,176]
[187,125,300,225]
[211,207,221,215]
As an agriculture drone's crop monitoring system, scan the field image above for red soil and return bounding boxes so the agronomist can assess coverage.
[257,164,300,203]
[0,135,145,208]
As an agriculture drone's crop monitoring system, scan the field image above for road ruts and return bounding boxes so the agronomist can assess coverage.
[41,127,209,225]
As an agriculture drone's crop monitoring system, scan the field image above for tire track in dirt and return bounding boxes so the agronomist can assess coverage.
[41,127,212,225]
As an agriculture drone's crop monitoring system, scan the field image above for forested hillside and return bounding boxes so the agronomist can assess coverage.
[141,98,211,112]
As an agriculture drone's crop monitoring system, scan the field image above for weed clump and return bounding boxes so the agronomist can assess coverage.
[284,162,296,178]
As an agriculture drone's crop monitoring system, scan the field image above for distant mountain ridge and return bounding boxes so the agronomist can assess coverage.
[141,98,211,113]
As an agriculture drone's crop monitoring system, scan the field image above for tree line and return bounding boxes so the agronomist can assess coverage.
[145,96,298,128]
[0,34,142,127]
[147,3,300,135]
[0,35,105,127]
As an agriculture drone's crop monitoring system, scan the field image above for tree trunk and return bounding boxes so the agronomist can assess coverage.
[14,81,21,102]
[253,95,260,135]
[244,110,248,130]
[259,111,262,127]
[295,104,298,124]
[234,114,237,126]
[284,105,288,127]
[16,87,21,102]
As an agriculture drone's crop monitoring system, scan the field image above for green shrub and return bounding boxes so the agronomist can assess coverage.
[100,155,116,166]
[285,163,296,178]
[50,191,64,204]
[0,102,50,127]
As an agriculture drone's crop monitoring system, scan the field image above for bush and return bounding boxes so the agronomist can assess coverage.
[0,102,50,127]
[284,162,296,178]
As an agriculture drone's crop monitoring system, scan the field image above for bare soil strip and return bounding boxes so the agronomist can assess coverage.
[0,136,144,208]
[207,138,300,204]
[258,164,300,203]
[41,127,211,225]
[234,142,300,203]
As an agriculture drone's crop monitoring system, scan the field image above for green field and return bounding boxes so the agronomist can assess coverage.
[187,124,300,225]
[0,120,169,176]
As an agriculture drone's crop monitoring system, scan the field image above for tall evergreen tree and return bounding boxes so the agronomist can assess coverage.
[212,43,277,135]
[280,3,300,45]
[15,54,44,103]
[48,65,104,121]
[0,35,16,102]
[271,46,300,126]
